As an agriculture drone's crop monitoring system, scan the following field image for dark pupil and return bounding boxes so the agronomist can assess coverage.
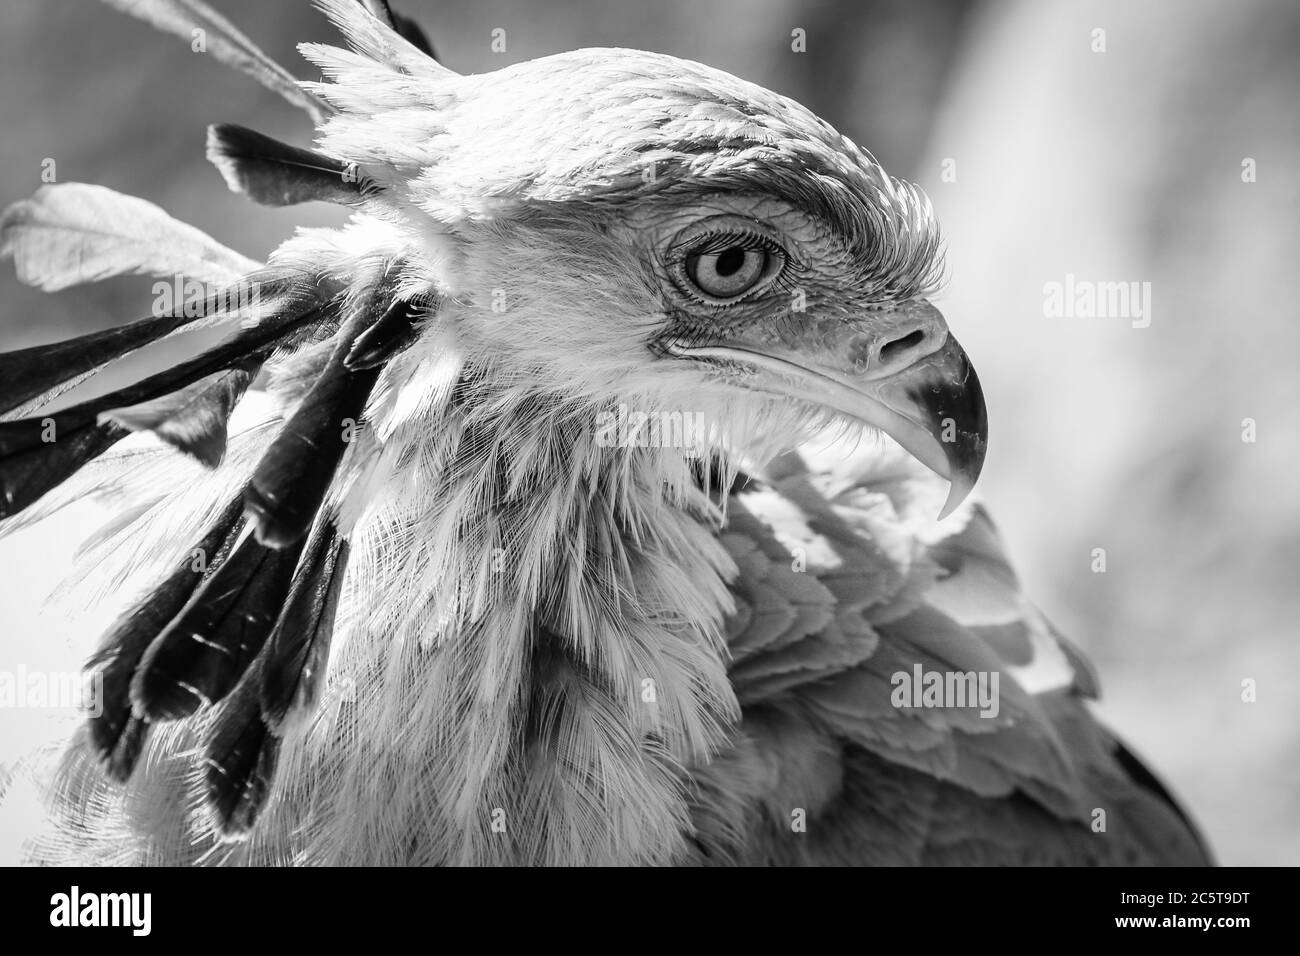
[714,246,746,277]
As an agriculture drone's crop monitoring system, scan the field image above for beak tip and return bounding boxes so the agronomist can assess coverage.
[937,474,974,521]
[936,428,986,521]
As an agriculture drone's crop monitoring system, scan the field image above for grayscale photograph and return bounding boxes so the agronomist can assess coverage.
[0,0,1291,906]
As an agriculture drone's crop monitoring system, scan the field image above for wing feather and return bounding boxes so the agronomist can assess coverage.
[707,444,1211,865]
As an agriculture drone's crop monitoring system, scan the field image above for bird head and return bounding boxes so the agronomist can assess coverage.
[307,39,988,516]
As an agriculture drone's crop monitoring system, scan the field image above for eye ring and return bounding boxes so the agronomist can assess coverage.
[668,217,787,305]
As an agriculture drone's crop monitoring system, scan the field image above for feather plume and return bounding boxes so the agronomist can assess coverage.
[97,0,332,122]
[313,0,453,78]
[0,183,258,292]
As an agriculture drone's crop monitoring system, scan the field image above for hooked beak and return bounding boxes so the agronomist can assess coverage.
[666,300,987,519]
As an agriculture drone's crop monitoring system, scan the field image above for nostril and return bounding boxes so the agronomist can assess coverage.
[878,329,926,367]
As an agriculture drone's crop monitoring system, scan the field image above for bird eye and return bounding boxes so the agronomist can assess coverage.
[670,219,787,305]
[676,234,785,304]
[686,245,769,300]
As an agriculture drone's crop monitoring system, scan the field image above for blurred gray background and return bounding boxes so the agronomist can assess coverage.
[0,0,1296,864]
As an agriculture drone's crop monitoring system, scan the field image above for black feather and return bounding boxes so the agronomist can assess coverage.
[0,311,193,419]
[205,522,350,833]
[0,295,331,520]
[242,370,378,547]
[100,363,258,468]
[1,288,319,436]
[0,278,301,422]
[362,0,438,59]
[207,124,378,207]
[260,524,349,730]
[204,662,281,836]
[392,11,436,59]
[86,495,246,780]
[243,292,389,547]
[129,528,307,721]
[0,420,130,519]
[102,717,150,784]
[343,296,426,370]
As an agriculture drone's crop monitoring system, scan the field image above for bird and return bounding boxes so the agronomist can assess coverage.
[0,0,1210,866]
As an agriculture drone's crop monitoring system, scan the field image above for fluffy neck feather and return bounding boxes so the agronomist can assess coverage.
[255,355,741,865]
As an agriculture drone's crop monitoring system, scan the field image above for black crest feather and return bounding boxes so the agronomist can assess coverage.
[205,662,282,836]
[0,311,197,420]
[0,288,329,519]
[207,124,378,207]
[129,527,307,721]
[0,0,444,842]
[86,496,246,779]
[101,364,258,468]
[344,296,427,371]
[260,523,349,731]
[242,284,396,547]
